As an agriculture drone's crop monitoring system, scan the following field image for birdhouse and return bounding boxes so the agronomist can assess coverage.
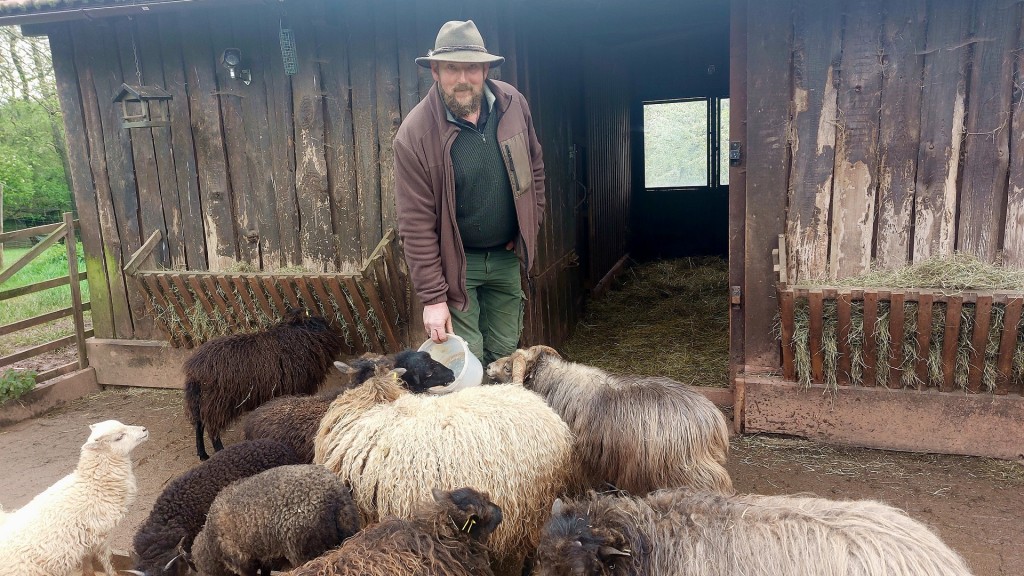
[113,83,172,129]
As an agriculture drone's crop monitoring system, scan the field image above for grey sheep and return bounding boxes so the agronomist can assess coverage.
[244,350,454,463]
[487,345,733,495]
[534,488,973,576]
[190,464,362,576]
[130,439,299,576]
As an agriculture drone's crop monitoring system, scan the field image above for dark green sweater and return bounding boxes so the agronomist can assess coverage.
[450,105,518,249]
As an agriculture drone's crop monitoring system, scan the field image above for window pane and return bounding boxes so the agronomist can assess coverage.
[720,98,730,186]
[643,100,708,188]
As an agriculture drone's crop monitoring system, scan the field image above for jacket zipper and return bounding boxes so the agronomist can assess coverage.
[504,144,521,193]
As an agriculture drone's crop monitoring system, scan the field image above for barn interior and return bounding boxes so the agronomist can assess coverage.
[518,0,730,264]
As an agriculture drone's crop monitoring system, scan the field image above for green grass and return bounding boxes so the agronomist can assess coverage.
[0,242,92,355]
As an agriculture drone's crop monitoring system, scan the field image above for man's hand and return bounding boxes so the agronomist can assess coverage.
[423,302,453,343]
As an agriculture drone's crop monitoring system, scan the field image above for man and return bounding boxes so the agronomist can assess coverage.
[393,20,546,364]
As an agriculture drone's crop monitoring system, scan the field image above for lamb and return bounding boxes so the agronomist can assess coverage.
[487,345,733,495]
[534,488,974,576]
[190,464,361,576]
[285,487,502,576]
[185,307,345,460]
[0,420,149,576]
[243,350,454,463]
[314,370,574,576]
[130,439,299,576]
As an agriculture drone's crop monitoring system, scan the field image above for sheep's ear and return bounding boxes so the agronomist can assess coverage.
[599,546,631,558]
[551,498,565,516]
[527,345,561,361]
[334,361,355,374]
[431,487,447,503]
[389,367,407,378]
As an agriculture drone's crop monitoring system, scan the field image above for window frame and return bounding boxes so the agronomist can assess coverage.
[641,96,729,191]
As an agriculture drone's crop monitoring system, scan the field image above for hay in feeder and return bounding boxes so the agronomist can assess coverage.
[562,257,730,387]
[786,254,1024,392]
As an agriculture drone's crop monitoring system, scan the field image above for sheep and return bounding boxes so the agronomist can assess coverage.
[285,487,502,576]
[336,348,456,393]
[487,345,733,495]
[0,420,149,576]
[534,488,974,576]
[130,438,299,576]
[314,369,575,576]
[185,307,345,460]
[242,350,454,463]
[189,464,361,576]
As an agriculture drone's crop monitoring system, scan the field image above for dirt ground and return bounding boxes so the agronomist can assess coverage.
[1,386,1022,576]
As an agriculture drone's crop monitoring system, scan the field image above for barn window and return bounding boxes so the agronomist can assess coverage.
[642,97,729,189]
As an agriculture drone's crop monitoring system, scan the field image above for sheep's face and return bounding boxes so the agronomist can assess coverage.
[431,487,503,543]
[534,498,633,576]
[84,420,149,456]
[486,345,560,385]
[395,350,455,393]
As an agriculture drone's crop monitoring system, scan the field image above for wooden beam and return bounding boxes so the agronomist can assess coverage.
[0,221,65,243]
[0,332,93,369]
[742,376,1024,460]
[123,230,163,276]
[0,303,90,336]
[65,213,88,369]
[0,274,84,302]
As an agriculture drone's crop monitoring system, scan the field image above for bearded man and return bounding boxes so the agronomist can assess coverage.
[394,20,546,364]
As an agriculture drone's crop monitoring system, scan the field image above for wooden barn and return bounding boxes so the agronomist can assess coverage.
[1,0,1022,459]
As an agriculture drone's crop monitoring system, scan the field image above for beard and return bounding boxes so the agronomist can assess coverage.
[442,82,483,119]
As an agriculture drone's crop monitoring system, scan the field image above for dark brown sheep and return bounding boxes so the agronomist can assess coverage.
[244,350,453,463]
[184,307,344,460]
[285,487,502,576]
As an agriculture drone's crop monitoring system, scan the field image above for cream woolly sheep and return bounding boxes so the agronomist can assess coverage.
[190,464,361,575]
[0,420,149,576]
[314,370,574,576]
[534,488,974,576]
[487,345,733,494]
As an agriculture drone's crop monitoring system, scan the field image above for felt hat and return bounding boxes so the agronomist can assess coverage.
[415,20,504,68]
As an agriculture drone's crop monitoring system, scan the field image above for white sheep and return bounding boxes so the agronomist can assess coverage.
[0,420,149,576]
[487,345,733,494]
[314,370,574,576]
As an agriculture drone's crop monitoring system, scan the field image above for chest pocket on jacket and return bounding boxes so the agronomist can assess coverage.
[501,132,531,199]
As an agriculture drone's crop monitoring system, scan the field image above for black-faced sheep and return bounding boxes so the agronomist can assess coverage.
[242,350,454,463]
[184,307,345,460]
[285,487,502,576]
[313,370,574,576]
[534,488,974,576]
[190,464,361,576]
[130,439,299,576]
[487,345,733,495]
[0,420,149,576]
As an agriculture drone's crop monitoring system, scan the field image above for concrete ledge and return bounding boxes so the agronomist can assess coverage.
[0,367,99,427]
[742,376,1024,460]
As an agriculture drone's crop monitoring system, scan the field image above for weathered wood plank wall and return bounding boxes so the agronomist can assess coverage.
[749,0,1023,286]
[49,0,587,348]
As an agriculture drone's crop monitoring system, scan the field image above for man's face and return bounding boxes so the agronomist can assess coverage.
[431,61,487,119]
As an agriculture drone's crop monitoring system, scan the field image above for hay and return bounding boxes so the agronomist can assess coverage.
[787,254,1024,392]
[562,257,730,387]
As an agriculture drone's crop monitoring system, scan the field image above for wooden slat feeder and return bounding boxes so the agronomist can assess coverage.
[123,229,409,354]
[777,284,1024,395]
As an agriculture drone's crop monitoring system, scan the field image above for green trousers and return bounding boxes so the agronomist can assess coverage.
[450,249,525,365]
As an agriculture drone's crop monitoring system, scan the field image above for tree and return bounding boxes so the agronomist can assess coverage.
[0,28,71,227]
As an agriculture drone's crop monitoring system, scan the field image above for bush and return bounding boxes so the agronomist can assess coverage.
[0,369,37,404]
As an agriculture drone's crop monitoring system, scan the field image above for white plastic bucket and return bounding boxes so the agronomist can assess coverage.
[417,333,483,394]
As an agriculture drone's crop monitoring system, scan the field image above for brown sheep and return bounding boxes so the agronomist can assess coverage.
[184,307,345,460]
[487,345,732,494]
[285,487,502,576]
[534,488,974,576]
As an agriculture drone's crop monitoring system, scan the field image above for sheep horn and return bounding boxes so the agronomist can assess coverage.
[551,498,565,516]
[334,361,355,374]
[599,546,632,558]
[510,353,529,384]
[119,571,146,576]
[528,345,561,360]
